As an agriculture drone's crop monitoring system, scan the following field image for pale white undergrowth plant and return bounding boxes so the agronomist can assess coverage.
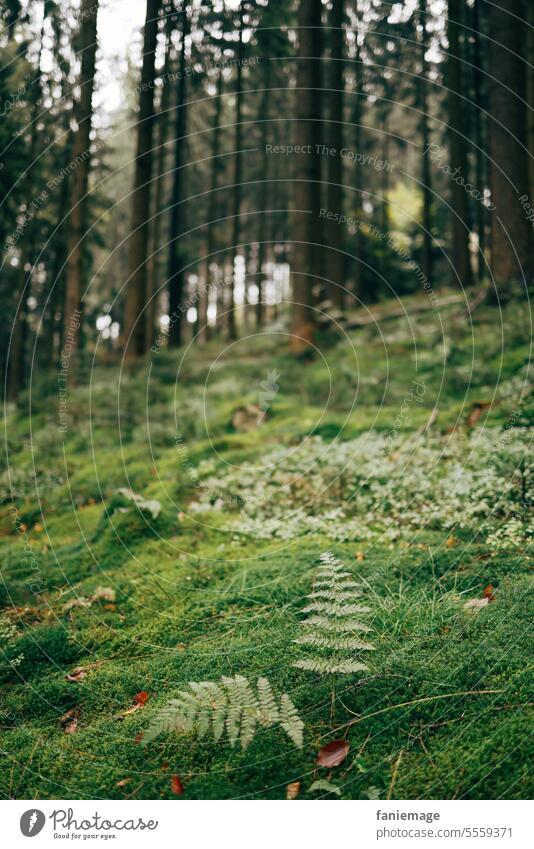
[189,428,532,547]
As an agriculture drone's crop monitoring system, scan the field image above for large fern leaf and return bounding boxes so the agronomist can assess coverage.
[142,675,303,750]
[292,551,374,676]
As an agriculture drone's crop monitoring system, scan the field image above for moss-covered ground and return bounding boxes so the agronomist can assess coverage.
[1,294,532,799]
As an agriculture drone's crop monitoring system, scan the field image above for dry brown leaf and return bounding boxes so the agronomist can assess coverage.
[60,708,80,734]
[65,667,86,683]
[466,402,491,428]
[286,781,301,800]
[355,551,365,561]
[316,739,350,768]
[116,778,131,787]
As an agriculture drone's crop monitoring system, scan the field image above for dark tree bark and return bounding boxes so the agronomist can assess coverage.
[419,0,433,286]
[62,0,99,373]
[488,0,532,295]
[146,10,174,348]
[325,0,345,310]
[447,0,473,287]
[291,0,322,354]
[8,7,47,399]
[527,1,534,204]
[472,0,487,282]
[167,5,190,347]
[256,59,271,328]
[124,0,160,357]
[349,0,364,300]
[199,70,224,342]
[228,6,245,341]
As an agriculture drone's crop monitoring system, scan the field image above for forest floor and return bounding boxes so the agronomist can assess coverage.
[1,292,533,800]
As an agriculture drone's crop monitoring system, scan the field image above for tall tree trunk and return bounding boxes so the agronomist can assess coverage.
[326,0,345,310]
[256,59,271,328]
[472,0,487,282]
[199,70,224,342]
[488,0,532,296]
[419,0,433,286]
[291,0,322,354]
[123,0,160,357]
[8,9,47,399]
[380,109,390,234]
[447,0,472,287]
[527,1,534,204]
[228,8,245,341]
[62,0,99,374]
[350,0,364,300]
[167,6,190,347]
[146,11,173,348]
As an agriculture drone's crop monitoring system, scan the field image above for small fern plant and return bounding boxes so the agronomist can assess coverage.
[292,551,374,674]
[142,675,303,750]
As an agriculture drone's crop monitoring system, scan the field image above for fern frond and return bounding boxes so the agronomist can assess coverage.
[257,676,279,725]
[293,658,369,674]
[279,693,304,748]
[143,676,303,751]
[308,590,362,601]
[302,602,371,616]
[293,551,374,677]
[304,615,371,633]
[294,634,375,651]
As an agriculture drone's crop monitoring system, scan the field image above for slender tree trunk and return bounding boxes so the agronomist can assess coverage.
[380,110,389,234]
[447,0,472,287]
[62,0,99,375]
[488,0,532,295]
[167,7,190,347]
[200,71,224,342]
[527,1,534,203]
[472,0,487,282]
[123,0,160,357]
[419,0,433,286]
[228,8,245,341]
[256,60,271,328]
[291,0,322,354]
[350,0,363,300]
[8,9,47,399]
[326,0,345,310]
[146,11,173,348]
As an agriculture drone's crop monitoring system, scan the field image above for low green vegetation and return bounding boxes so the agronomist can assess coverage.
[0,296,532,799]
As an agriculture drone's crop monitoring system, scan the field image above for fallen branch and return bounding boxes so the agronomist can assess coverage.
[343,293,465,329]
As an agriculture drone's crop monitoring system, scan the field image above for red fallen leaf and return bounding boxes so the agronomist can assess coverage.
[134,691,149,706]
[483,584,495,601]
[316,739,350,768]
[171,775,184,795]
[134,732,144,745]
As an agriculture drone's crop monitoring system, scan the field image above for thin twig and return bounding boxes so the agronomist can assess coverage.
[320,689,503,739]
[387,749,403,799]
